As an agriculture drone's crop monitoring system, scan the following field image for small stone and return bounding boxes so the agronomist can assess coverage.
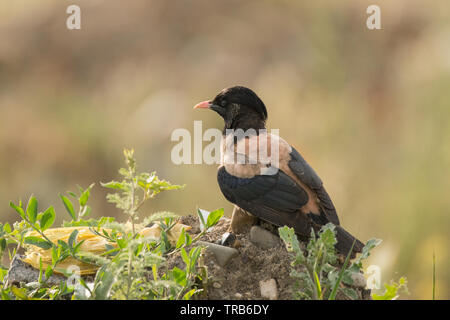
[361,288,372,300]
[259,279,278,300]
[220,232,236,247]
[234,293,243,299]
[350,272,367,288]
[249,226,281,249]
[213,282,222,289]
[197,241,239,267]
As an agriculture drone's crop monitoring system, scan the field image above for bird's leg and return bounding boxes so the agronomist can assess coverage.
[229,206,258,234]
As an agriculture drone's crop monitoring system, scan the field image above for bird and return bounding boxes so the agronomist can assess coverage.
[194,85,364,257]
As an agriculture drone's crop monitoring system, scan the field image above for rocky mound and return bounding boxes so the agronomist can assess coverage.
[174,215,371,300]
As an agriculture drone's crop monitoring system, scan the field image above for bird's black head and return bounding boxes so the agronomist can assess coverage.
[194,86,267,132]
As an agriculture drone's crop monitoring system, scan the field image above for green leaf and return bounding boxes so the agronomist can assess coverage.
[313,271,322,299]
[318,223,337,248]
[10,201,25,219]
[24,236,53,250]
[51,246,58,265]
[26,196,38,224]
[176,228,186,249]
[188,247,202,273]
[45,265,54,280]
[0,239,6,252]
[372,277,408,300]
[73,239,86,254]
[341,287,358,300]
[79,183,95,207]
[3,222,11,233]
[37,257,44,283]
[206,208,224,229]
[116,238,127,249]
[160,230,170,253]
[180,248,189,265]
[68,230,79,249]
[60,194,76,220]
[183,288,197,300]
[351,238,382,271]
[118,167,130,178]
[11,286,29,300]
[278,226,304,262]
[341,270,356,286]
[197,209,207,231]
[172,267,187,286]
[329,240,356,300]
[57,240,69,251]
[100,181,126,190]
[185,232,192,247]
[63,217,115,227]
[94,263,124,300]
[40,206,56,231]
[79,192,89,207]
[142,212,178,226]
[68,191,77,198]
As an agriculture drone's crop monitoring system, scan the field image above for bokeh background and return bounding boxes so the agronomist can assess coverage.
[0,0,448,299]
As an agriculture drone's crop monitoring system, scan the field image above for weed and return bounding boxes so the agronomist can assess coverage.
[279,224,382,300]
[0,149,222,300]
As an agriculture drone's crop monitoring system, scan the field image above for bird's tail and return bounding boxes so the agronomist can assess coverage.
[335,225,364,258]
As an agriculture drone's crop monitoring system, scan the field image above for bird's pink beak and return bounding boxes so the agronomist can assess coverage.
[193,100,211,109]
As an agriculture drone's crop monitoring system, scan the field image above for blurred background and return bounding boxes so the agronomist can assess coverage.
[0,0,448,299]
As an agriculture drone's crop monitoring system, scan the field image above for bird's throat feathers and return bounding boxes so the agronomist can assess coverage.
[222,113,266,135]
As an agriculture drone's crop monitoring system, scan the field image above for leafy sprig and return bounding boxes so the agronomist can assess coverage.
[279,224,382,300]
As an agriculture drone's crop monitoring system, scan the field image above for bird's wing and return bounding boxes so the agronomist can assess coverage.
[287,146,340,225]
[217,165,313,235]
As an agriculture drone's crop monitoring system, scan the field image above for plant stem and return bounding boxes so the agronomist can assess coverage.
[432,250,436,300]
[129,175,136,235]
[126,250,133,300]
[329,240,356,300]
[25,219,54,245]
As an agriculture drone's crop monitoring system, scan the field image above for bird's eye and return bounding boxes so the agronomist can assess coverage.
[220,100,227,107]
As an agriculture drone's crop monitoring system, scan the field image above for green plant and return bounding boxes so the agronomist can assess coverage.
[0,148,223,300]
[279,224,382,300]
[372,277,409,300]
[432,251,436,300]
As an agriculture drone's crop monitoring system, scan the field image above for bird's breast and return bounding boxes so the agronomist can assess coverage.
[219,132,320,215]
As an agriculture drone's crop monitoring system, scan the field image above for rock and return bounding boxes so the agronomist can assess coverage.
[259,279,278,300]
[230,206,257,233]
[234,293,243,299]
[220,232,236,247]
[335,290,352,300]
[7,255,67,286]
[249,226,281,249]
[197,241,239,267]
[361,288,372,300]
[350,272,367,288]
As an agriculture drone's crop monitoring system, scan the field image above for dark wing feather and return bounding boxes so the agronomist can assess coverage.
[217,166,313,235]
[288,147,340,225]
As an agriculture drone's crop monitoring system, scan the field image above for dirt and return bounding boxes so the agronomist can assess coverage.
[8,214,371,300]
[170,215,371,300]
